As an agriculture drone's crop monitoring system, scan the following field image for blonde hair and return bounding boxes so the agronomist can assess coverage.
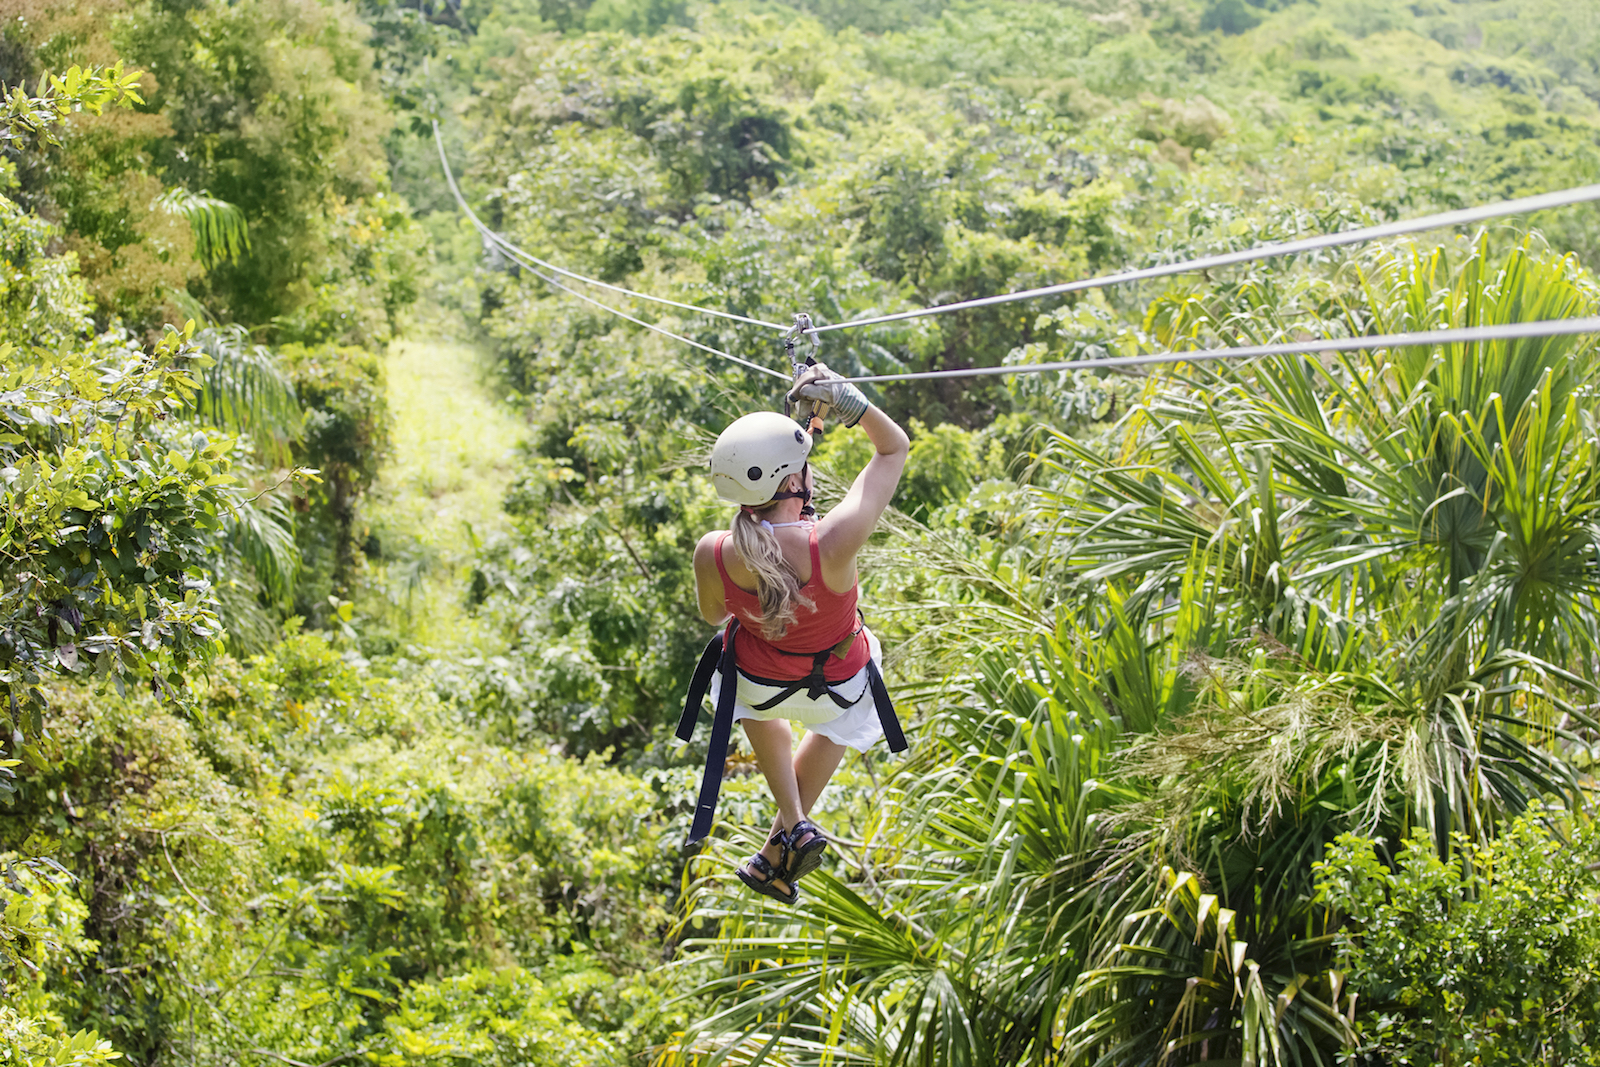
[729,503,814,640]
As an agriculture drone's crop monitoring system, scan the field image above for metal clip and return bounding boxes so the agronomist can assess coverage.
[786,313,826,438]
[786,312,819,376]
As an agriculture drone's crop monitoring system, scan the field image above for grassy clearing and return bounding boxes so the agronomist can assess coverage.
[357,339,524,652]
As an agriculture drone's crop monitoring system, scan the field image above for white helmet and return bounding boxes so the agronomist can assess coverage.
[709,411,812,506]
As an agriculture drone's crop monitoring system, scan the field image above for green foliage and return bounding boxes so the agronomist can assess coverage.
[0,321,235,746]
[122,0,401,334]
[0,856,122,1067]
[0,63,145,151]
[373,968,617,1067]
[8,0,421,340]
[275,341,392,621]
[267,192,427,347]
[0,196,95,348]
[1106,235,1600,688]
[468,448,714,757]
[9,0,1600,1064]
[2,630,680,1064]
[0,1016,121,1067]
[1319,819,1600,1065]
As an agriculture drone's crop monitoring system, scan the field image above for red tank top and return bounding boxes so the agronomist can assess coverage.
[715,526,870,682]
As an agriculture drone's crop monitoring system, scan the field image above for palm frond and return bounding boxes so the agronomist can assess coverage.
[210,555,281,655]
[156,186,252,266]
[223,489,299,604]
[192,325,303,462]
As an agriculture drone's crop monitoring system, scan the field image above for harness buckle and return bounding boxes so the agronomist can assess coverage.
[803,650,832,701]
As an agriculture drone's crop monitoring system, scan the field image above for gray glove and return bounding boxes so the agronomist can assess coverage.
[788,362,870,428]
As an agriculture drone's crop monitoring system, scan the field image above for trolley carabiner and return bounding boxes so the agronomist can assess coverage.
[784,313,825,437]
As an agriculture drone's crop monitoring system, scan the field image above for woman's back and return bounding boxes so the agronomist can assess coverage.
[715,524,869,680]
[716,518,856,598]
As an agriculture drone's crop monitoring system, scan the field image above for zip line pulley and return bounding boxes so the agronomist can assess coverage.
[784,312,829,436]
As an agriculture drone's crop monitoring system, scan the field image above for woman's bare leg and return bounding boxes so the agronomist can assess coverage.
[742,717,803,822]
[741,723,849,890]
[769,730,846,836]
[741,717,802,892]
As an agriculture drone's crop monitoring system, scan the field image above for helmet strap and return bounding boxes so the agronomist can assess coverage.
[768,463,813,514]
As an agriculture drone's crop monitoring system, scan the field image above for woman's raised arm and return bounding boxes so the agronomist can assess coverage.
[815,404,908,564]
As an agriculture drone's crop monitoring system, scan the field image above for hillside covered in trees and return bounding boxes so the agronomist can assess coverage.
[4,0,1600,1064]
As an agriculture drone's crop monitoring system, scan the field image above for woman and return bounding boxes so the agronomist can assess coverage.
[692,364,909,904]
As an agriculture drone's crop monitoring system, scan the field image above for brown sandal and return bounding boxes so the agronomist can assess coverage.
[783,820,829,882]
[736,846,798,905]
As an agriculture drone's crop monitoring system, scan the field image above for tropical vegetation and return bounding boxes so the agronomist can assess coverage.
[3,0,1600,1065]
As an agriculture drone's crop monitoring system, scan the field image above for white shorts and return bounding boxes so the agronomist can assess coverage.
[710,628,886,751]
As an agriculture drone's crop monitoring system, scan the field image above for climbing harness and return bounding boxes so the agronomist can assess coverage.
[675,617,906,848]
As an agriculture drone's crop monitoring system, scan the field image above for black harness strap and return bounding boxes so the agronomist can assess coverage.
[676,632,725,743]
[677,621,908,849]
[867,658,906,752]
[685,625,741,847]
[748,648,855,711]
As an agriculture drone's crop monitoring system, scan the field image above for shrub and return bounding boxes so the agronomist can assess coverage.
[1319,819,1600,1066]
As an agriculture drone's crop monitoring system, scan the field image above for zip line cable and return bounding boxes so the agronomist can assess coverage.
[434,117,1600,384]
[433,122,789,333]
[478,222,790,381]
[811,184,1600,336]
[433,124,790,381]
[835,317,1600,384]
[507,249,792,381]
[480,224,789,382]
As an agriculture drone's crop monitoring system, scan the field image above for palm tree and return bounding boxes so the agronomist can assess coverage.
[667,234,1600,1066]
[187,325,306,645]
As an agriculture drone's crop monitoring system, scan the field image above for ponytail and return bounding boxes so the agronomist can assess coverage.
[729,506,814,640]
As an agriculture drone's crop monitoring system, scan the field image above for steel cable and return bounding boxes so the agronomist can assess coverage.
[501,248,790,381]
[812,184,1600,335]
[434,122,790,381]
[834,317,1600,384]
[436,118,1600,388]
[433,122,789,333]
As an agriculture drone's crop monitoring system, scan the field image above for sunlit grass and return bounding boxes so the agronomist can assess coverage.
[356,338,524,653]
